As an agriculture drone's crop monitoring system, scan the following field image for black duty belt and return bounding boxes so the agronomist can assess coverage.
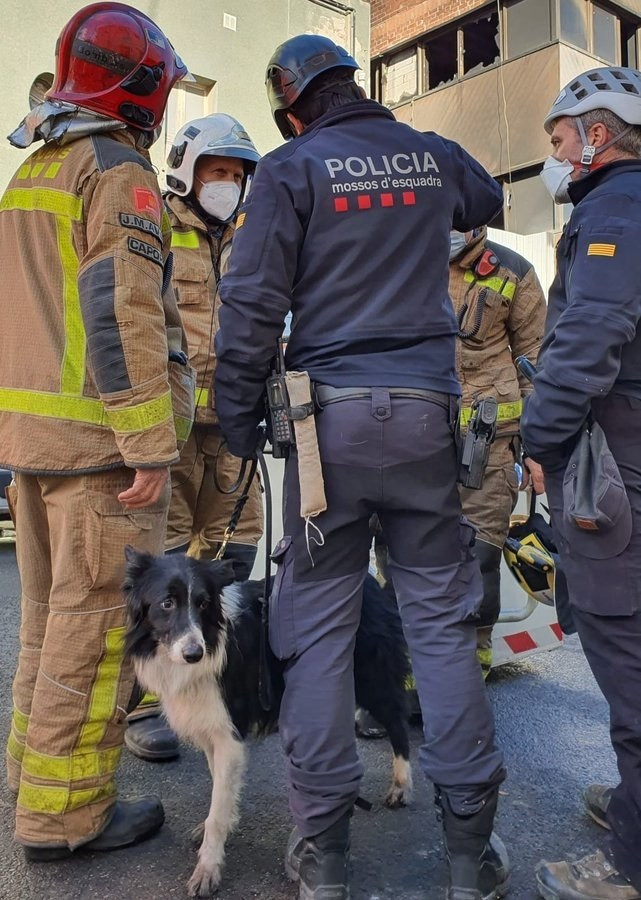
[315,385,450,408]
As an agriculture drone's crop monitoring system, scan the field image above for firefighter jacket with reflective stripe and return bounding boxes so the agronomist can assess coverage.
[522,159,641,469]
[0,130,186,474]
[165,193,234,426]
[215,99,503,458]
[451,229,546,435]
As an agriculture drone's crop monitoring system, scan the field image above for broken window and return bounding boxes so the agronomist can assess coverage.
[462,10,500,76]
[425,28,458,90]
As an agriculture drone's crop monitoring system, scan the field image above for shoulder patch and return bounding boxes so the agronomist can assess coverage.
[587,242,616,257]
[119,212,161,241]
[127,236,163,266]
[91,134,154,174]
[133,187,161,221]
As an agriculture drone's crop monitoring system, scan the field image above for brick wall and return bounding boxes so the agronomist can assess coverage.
[371,0,491,57]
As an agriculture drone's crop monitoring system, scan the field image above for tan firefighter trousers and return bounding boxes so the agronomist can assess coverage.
[166,425,263,557]
[6,469,169,847]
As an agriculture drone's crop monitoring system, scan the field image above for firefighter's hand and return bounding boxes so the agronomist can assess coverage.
[522,457,545,494]
[118,467,169,509]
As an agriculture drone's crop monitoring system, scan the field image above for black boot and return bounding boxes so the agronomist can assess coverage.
[24,797,165,861]
[438,789,510,900]
[285,812,351,900]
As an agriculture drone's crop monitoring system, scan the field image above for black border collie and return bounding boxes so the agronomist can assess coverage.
[123,548,411,897]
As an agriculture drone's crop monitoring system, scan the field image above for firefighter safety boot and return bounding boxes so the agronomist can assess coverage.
[285,811,351,900]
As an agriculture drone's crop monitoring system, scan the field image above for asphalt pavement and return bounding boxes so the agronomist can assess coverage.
[0,542,618,900]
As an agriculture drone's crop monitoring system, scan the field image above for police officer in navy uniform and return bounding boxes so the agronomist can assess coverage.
[522,67,641,900]
[215,35,509,900]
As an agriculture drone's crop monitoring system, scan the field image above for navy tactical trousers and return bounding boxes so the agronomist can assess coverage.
[543,393,641,890]
[269,390,506,838]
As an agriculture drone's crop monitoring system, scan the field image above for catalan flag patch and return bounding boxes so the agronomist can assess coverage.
[587,243,616,257]
[236,212,246,229]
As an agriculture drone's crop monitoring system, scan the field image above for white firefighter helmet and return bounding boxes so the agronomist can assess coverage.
[544,67,641,133]
[166,113,260,196]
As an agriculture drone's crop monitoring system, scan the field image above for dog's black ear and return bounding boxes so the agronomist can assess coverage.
[209,558,237,589]
[123,545,155,586]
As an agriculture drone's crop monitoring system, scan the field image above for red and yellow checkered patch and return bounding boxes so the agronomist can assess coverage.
[587,243,616,257]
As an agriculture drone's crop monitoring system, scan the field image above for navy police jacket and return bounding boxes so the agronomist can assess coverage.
[522,160,641,469]
[215,100,503,457]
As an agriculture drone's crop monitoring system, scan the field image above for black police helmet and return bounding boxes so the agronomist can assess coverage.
[266,34,359,139]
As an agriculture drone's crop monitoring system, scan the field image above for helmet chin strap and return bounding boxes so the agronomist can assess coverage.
[575,116,633,174]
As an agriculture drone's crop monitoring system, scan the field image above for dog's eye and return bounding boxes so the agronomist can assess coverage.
[160,598,175,611]
[198,598,209,610]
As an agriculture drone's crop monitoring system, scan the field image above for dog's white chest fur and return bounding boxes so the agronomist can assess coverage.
[134,651,234,751]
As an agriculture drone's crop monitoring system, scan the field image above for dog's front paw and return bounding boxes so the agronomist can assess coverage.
[187,861,221,897]
[190,821,205,849]
[384,783,410,809]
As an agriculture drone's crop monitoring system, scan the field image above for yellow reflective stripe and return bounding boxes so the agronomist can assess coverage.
[0,387,172,434]
[18,781,116,815]
[171,229,199,249]
[7,730,25,765]
[463,270,516,300]
[56,214,85,395]
[12,707,29,735]
[106,391,173,434]
[175,415,192,443]
[139,693,160,706]
[195,386,209,407]
[404,673,416,691]
[21,745,121,783]
[460,399,523,427]
[0,187,82,220]
[78,627,126,749]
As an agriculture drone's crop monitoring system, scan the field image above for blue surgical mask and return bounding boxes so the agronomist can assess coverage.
[449,230,468,261]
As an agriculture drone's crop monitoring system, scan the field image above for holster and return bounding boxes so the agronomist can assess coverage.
[285,372,327,518]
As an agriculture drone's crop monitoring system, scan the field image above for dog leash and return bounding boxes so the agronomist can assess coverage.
[256,443,276,712]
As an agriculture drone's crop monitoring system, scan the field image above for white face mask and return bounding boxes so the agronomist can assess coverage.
[196,180,241,221]
[449,230,468,261]
[540,157,575,204]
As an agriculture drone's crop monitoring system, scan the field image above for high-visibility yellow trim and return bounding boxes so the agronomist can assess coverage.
[171,229,199,249]
[45,163,62,180]
[175,415,192,443]
[7,730,25,765]
[77,627,126,750]
[17,164,31,181]
[0,387,172,434]
[12,707,29,736]
[460,398,523,427]
[0,187,82,220]
[106,392,173,434]
[17,781,116,815]
[587,243,616,257]
[21,745,121,783]
[139,693,160,706]
[463,270,516,300]
[196,387,210,408]
[56,215,85,395]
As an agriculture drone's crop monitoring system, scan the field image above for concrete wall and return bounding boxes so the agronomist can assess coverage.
[0,0,370,190]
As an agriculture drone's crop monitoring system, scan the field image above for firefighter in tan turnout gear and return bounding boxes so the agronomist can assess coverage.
[124,114,264,761]
[451,227,547,674]
[0,3,192,858]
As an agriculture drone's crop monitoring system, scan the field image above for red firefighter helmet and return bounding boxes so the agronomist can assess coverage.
[48,2,188,131]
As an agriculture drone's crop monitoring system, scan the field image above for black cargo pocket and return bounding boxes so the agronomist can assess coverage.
[268,535,297,660]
